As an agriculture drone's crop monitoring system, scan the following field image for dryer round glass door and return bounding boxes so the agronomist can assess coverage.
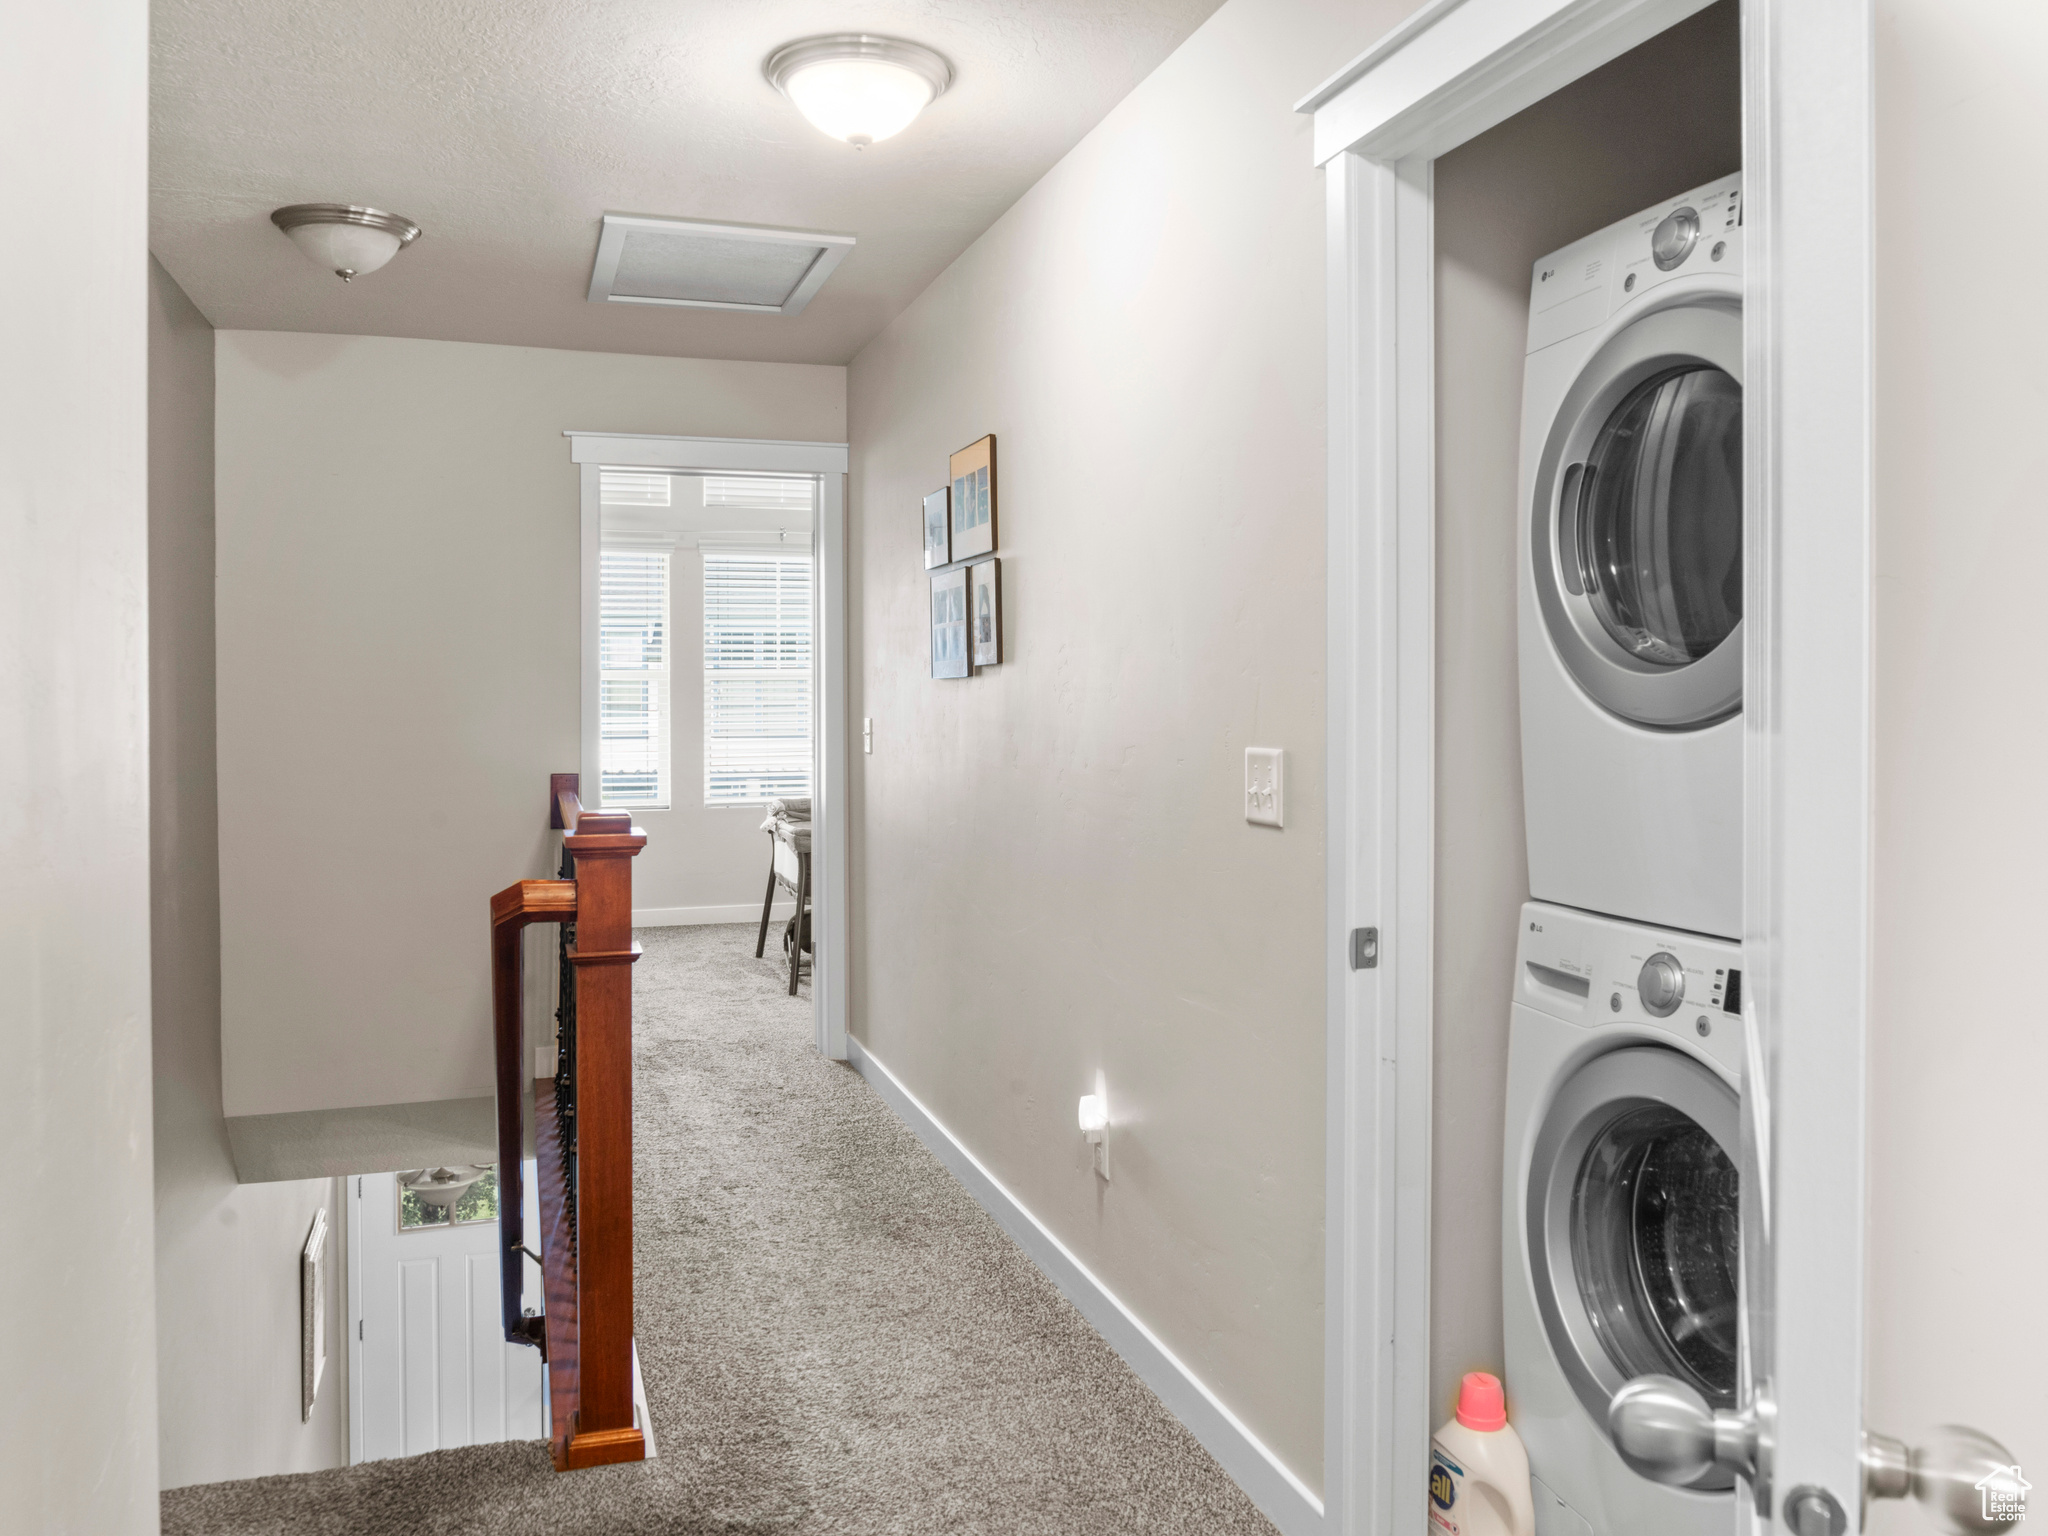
[1526,1045,1741,1488]
[1532,297,1744,728]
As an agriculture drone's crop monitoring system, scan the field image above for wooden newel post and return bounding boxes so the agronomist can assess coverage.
[562,807,645,1463]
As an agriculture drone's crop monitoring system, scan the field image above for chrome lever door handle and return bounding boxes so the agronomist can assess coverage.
[1863,1424,2028,1534]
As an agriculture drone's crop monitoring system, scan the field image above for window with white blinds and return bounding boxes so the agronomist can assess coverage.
[703,549,812,805]
[599,549,671,808]
[703,476,814,514]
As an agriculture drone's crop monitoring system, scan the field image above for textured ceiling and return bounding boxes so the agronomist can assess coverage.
[151,0,1226,365]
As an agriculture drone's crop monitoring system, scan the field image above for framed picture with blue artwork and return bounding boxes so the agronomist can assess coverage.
[948,434,996,562]
[969,558,1001,668]
[930,566,969,679]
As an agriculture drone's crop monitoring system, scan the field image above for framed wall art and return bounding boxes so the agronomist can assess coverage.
[930,566,969,679]
[948,434,996,562]
[969,558,1002,668]
[922,486,950,569]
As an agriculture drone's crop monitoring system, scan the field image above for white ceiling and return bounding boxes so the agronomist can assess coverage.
[151,0,1226,365]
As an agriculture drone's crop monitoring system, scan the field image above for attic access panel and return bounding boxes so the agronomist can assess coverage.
[587,214,854,317]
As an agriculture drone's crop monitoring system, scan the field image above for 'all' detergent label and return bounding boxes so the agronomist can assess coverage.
[1428,1440,1464,1534]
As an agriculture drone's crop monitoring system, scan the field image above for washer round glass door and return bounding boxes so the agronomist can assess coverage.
[1532,298,1744,727]
[1527,1046,1741,1488]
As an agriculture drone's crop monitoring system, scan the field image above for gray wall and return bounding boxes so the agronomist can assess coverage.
[149,258,349,1488]
[1428,0,1740,1427]
[1867,0,2048,1513]
[212,334,844,1138]
[844,0,1420,1494]
[0,0,160,1525]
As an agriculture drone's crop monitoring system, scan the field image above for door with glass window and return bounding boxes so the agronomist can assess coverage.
[348,1165,545,1462]
[1526,1047,1742,1491]
[1531,301,1744,729]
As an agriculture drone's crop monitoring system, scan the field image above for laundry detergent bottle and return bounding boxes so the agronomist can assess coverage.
[1428,1372,1535,1536]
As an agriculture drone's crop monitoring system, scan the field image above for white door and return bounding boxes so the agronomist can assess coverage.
[348,1166,546,1462]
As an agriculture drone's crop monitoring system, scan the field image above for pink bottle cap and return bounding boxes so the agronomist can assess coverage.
[1456,1371,1507,1432]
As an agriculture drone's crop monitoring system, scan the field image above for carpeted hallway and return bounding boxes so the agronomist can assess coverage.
[163,924,1281,1535]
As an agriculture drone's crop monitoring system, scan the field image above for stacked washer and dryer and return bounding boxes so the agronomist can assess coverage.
[1502,173,1748,1536]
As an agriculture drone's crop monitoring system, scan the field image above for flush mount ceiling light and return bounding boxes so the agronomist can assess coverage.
[269,203,421,282]
[764,34,952,148]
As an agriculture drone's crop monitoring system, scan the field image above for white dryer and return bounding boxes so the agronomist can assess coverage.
[1502,900,1743,1536]
[1518,174,1744,939]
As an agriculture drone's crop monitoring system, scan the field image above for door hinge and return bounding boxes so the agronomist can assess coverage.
[1350,926,1379,970]
[358,1320,363,1341]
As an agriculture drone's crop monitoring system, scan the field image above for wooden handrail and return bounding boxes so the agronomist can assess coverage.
[488,879,577,1354]
[491,880,577,928]
[493,771,648,1470]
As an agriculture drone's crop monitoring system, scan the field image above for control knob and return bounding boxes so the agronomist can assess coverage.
[1652,206,1700,270]
[1637,952,1686,1017]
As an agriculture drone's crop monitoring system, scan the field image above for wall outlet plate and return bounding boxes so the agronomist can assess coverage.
[1245,747,1283,828]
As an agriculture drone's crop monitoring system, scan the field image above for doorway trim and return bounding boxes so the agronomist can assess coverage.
[565,432,852,1060]
[1301,1,1872,1531]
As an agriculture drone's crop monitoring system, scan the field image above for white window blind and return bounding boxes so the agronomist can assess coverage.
[599,549,670,808]
[599,471,673,506]
[703,476,814,514]
[704,549,812,804]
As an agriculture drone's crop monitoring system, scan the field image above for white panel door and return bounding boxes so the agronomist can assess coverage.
[350,1167,545,1462]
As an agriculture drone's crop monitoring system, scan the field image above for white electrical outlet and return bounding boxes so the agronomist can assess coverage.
[1245,746,1283,828]
[863,716,873,754]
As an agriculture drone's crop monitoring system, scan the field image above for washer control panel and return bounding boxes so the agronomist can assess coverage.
[1517,900,1743,1072]
[1526,172,1743,354]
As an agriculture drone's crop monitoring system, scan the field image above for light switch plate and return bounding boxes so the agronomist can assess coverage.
[863,717,873,754]
[1081,1079,1111,1182]
[1245,747,1283,828]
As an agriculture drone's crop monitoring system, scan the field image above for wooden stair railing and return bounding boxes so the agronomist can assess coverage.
[489,875,574,1356]
[490,771,647,1470]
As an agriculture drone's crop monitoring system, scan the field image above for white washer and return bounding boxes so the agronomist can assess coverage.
[1518,174,1744,939]
[1503,900,1743,1536]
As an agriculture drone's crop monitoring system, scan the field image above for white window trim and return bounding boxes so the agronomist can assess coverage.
[569,433,850,1063]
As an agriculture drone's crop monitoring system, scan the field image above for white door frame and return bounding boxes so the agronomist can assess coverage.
[1301,1,1872,1531]
[566,432,853,1061]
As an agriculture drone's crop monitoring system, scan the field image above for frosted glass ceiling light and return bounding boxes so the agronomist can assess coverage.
[270,203,421,282]
[765,35,952,148]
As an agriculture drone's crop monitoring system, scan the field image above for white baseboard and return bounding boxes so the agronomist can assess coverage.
[632,1340,657,1458]
[844,1038,1324,1536]
[633,902,795,927]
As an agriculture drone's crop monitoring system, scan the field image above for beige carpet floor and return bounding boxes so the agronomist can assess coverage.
[163,923,1281,1535]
